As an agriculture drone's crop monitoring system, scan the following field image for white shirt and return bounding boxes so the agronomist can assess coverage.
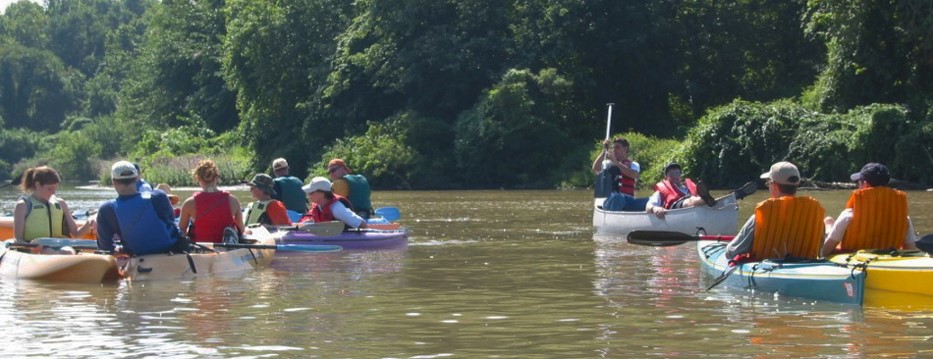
[330,200,365,228]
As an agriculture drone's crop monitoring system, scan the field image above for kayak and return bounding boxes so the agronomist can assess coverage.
[0,216,96,240]
[828,250,933,308]
[279,229,408,250]
[0,239,119,283]
[697,240,865,305]
[593,193,739,236]
[120,226,277,281]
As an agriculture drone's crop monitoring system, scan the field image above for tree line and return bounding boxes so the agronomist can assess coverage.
[0,0,929,189]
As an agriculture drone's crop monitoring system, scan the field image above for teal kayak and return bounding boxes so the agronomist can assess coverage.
[697,240,866,305]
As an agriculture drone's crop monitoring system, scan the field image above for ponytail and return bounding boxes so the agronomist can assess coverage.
[20,166,61,193]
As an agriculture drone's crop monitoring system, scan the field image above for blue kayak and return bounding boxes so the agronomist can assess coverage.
[697,241,866,305]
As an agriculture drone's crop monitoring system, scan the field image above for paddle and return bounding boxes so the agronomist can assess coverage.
[627,230,735,247]
[7,241,99,251]
[373,207,401,222]
[213,242,342,252]
[286,210,303,222]
[264,221,345,236]
[917,234,933,254]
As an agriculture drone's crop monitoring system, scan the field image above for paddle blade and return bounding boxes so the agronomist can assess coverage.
[917,234,933,254]
[626,231,696,246]
[286,210,303,222]
[277,244,343,252]
[374,207,401,222]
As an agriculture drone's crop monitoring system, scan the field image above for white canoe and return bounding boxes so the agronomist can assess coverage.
[0,240,119,283]
[593,193,739,236]
[120,226,277,281]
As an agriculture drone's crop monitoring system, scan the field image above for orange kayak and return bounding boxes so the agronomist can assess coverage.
[0,216,96,240]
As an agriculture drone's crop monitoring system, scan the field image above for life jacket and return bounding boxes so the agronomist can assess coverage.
[21,194,68,242]
[305,195,353,223]
[616,159,637,196]
[273,176,308,213]
[191,191,235,243]
[245,199,285,226]
[111,192,178,255]
[342,174,373,214]
[752,196,825,260]
[654,179,698,209]
[840,187,909,251]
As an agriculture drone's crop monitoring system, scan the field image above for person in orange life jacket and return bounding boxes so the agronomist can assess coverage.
[645,163,718,219]
[13,166,95,244]
[155,183,181,218]
[298,176,368,229]
[821,163,918,257]
[726,161,826,260]
[244,173,291,226]
[178,159,245,243]
[96,161,188,255]
[591,137,648,211]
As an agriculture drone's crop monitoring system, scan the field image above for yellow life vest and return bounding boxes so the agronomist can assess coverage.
[22,194,68,242]
[752,196,825,260]
[840,187,908,251]
[244,200,271,226]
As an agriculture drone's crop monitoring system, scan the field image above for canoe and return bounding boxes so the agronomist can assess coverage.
[828,250,933,308]
[0,216,96,240]
[593,193,739,236]
[0,239,119,283]
[120,226,277,281]
[697,240,865,305]
[279,229,408,250]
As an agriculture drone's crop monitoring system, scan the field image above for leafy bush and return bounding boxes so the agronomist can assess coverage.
[313,118,417,189]
[48,130,102,180]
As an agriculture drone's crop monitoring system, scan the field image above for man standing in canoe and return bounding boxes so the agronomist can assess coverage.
[327,158,373,219]
[726,161,825,260]
[821,163,918,257]
[645,163,717,218]
[591,137,648,211]
[96,161,189,255]
[270,158,308,214]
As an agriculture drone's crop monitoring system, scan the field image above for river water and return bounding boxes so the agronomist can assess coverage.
[1,186,931,357]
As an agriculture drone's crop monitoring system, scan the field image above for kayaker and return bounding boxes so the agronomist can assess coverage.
[645,163,717,218]
[591,137,649,211]
[12,166,95,243]
[178,159,245,243]
[821,163,918,257]
[327,158,373,219]
[299,176,367,229]
[155,183,181,217]
[726,161,825,260]
[133,162,153,192]
[96,161,189,255]
[270,158,309,214]
[244,173,291,226]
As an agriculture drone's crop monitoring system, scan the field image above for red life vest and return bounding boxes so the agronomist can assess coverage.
[301,194,353,223]
[653,179,698,209]
[192,191,235,243]
[616,159,637,196]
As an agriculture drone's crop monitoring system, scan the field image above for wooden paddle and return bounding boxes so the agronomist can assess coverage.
[627,230,735,247]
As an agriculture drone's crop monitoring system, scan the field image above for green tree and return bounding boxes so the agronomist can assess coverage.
[0,43,82,131]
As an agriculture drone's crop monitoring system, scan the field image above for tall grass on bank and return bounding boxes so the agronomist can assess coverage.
[98,154,252,186]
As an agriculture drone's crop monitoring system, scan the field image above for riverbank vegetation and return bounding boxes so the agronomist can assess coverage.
[0,0,929,189]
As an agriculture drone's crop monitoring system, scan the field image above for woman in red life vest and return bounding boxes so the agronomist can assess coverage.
[178,160,245,243]
[298,176,367,229]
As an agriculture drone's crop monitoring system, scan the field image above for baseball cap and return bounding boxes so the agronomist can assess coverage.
[760,161,800,185]
[272,158,289,171]
[302,176,332,193]
[850,163,890,186]
[247,173,277,195]
[111,161,139,180]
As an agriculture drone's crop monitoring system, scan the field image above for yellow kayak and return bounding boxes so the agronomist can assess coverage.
[829,250,933,309]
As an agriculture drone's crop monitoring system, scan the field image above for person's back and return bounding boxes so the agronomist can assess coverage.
[273,176,308,213]
[328,159,373,217]
[752,196,825,259]
[840,186,908,251]
[191,191,235,243]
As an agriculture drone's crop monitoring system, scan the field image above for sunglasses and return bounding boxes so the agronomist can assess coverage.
[327,167,341,173]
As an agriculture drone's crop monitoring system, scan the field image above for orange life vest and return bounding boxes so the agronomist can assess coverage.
[839,187,908,251]
[752,196,825,260]
[654,179,697,209]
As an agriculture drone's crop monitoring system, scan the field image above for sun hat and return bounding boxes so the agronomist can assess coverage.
[155,183,180,205]
[272,158,289,171]
[850,163,890,186]
[302,176,332,193]
[248,173,277,196]
[760,161,800,185]
[111,161,139,180]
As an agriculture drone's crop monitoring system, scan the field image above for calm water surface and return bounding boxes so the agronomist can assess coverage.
[1,186,931,358]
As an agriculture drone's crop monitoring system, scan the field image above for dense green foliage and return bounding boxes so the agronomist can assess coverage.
[0,0,929,188]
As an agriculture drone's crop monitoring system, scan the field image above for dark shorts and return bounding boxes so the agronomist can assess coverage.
[669,197,688,209]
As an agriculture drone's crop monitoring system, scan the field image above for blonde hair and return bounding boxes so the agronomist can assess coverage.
[192,159,221,184]
[20,166,61,193]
